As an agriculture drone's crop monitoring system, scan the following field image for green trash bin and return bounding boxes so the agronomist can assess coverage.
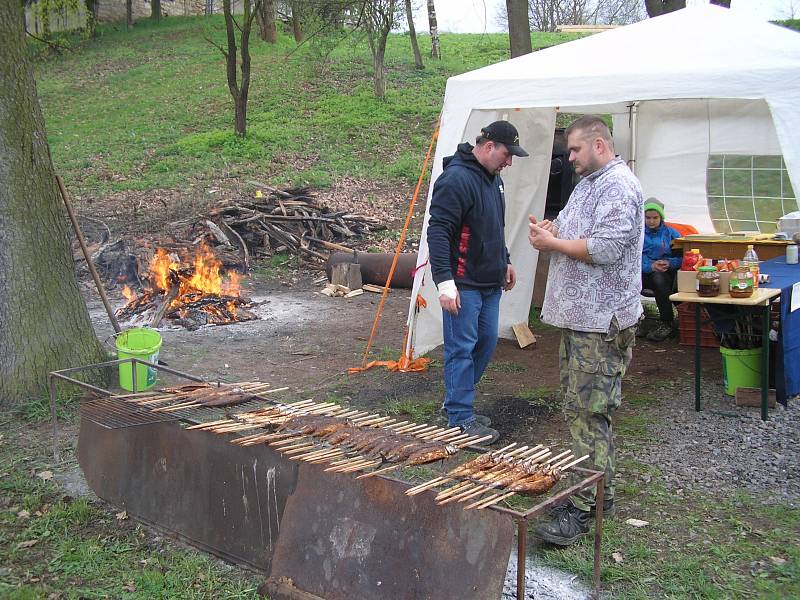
[720,346,761,396]
[116,328,163,392]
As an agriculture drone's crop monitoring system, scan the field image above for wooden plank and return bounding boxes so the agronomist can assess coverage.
[511,323,537,348]
[331,262,362,291]
[735,387,777,408]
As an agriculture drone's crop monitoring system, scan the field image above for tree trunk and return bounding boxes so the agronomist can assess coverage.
[84,0,97,37]
[222,0,259,136]
[257,0,277,43]
[427,0,440,59]
[291,1,303,43]
[152,0,161,21]
[405,0,423,69]
[372,49,386,99]
[506,0,532,58]
[126,0,133,28]
[644,0,685,17]
[0,1,106,406]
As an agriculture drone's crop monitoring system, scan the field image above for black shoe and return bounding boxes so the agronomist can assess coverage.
[459,420,500,445]
[589,498,616,519]
[441,408,491,427]
[635,319,651,338]
[534,502,591,546]
[646,321,673,342]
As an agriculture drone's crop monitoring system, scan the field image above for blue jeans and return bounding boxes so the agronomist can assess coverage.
[442,287,501,427]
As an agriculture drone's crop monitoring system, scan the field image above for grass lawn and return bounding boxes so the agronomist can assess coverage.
[33,17,581,197]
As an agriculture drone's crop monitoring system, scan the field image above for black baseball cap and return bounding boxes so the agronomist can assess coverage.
[480,121,529,157]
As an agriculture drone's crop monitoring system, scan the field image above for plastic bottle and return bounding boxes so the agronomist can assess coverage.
[680,248,703,271]
[743,244,760,288]
[787,243,799,265]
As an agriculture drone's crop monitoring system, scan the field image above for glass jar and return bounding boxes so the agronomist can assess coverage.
[696,266,720,297]
[729,266,755,298]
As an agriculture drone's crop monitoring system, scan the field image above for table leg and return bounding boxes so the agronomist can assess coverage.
[517,520,526,599]
[593,480,604,599]
[695,303,702,411]
[761,303,770,421]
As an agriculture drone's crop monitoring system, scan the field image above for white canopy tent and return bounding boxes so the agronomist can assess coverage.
[406,5,800,357]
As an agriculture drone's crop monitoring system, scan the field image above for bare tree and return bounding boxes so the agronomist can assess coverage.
[644,0,684,17]
[257,0,278,42]
[507,0,533,56]
[1,0,106,406]
[126,0,133,29]
[291,1,304,42]
[208,0,262,135]
[405,0,423,68]
[360,0,398,99]
[427,0,440,59]
[152,0,161,21]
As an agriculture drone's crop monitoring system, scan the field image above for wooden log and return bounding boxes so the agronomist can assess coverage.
[511,323,537,349]
[331,262,362,291]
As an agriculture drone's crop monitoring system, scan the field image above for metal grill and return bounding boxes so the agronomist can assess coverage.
[81,396,179,429]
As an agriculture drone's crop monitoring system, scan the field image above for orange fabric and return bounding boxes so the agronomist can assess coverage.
[666,221,699,236]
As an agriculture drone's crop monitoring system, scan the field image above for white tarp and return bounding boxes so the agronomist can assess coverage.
[407,5,800,357]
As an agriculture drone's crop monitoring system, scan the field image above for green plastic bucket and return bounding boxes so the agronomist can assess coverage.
[720,346,761,396]
[116,328,163,392]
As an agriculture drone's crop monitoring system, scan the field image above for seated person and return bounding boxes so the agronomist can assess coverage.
[641,198,682,341]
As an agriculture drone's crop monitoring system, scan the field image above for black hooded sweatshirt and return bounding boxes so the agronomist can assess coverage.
[427,142,511,289]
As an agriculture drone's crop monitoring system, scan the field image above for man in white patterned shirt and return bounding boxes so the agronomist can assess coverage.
[528,115,644,546]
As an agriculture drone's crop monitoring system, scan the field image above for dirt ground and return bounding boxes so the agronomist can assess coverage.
[85,273,725,448]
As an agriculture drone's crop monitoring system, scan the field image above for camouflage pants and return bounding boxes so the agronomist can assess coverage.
[559,320,635,511]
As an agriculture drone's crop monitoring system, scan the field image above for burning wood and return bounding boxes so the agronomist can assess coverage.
[115,242,258,329]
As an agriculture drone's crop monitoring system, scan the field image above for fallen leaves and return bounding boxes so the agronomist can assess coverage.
[36,470,53,481]
[16,509,30,519]
[17,539,39,549]
[116,510,129,520]
[612,551,624,564]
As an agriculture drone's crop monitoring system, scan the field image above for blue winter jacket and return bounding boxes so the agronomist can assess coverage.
[642,223,682,273]
[427,143,510,289]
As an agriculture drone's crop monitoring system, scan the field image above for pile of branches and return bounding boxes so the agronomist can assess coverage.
[205,184,385,267]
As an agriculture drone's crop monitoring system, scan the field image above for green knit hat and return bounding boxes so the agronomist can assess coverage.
[643,197,665,221]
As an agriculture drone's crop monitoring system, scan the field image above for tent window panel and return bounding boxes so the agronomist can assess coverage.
[707,154,797,233]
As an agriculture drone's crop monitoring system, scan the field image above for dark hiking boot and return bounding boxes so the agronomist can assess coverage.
[441,408,491,427]
[459,420,500,445]
[589,498,616,519]
[549,498,615,519]
[534,502,591,546]
[636,319,651,338]
[646,321,673,342]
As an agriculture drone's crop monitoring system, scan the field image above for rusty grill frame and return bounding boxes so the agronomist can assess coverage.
[49,360,606,599]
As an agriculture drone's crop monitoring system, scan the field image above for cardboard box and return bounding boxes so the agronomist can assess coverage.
[676,270,730,294]
[677,270,697,293]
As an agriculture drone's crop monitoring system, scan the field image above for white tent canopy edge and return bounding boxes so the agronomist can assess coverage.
[405,5,800,358]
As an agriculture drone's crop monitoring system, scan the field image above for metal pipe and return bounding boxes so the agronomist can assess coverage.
[593,480,605,599]
[516,520,527,600]
[56,174,121,333]
[326,252,418,289]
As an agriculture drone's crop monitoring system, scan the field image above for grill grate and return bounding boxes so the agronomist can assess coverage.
[81,396,179,429]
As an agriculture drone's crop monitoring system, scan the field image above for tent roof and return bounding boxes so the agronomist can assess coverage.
[443,5,800,111]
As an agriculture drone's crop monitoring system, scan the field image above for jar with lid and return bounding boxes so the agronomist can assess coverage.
[787,243,799,265]
[696,266,720,297]
[729,266,754,298]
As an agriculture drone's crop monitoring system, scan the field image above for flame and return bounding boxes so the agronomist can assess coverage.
[150,248,179,292]
[121,285,137,302]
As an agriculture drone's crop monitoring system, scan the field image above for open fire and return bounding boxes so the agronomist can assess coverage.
[115,242,257,329]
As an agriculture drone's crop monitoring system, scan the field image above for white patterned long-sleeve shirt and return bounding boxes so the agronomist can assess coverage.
[541,157,644,333]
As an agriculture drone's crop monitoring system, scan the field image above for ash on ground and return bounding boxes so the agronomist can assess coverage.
[502,552,591,600]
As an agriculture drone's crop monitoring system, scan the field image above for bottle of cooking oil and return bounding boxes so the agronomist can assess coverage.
[743,244,760,289]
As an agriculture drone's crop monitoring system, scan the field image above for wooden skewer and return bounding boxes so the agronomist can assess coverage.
[467,490,516,511]
[354,462,403,479]
[406,476,450,495]
[556,454,589,471]
[279,443,317,456]
[185,419,231,430]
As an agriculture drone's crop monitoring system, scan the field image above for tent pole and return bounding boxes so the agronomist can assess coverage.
[628,101,639,175]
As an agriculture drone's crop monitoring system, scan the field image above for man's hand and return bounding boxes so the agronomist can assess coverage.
[529,215,556,234]
[504,264,516,291]
[528,220,558,252]
[652,260,669,273]
[439,292,460,314]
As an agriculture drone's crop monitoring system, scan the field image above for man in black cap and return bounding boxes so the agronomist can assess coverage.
[427,120,529,444]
